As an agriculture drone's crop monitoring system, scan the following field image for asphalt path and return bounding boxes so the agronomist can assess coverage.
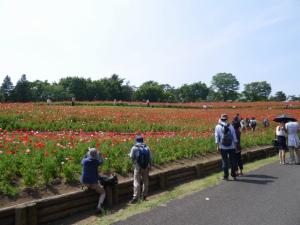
[114,162,300,225]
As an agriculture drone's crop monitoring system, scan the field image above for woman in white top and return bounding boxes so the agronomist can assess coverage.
[276,123,287,164]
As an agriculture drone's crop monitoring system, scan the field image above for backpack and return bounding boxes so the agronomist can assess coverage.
[136,144,150,169]
[98,174,118,187]
[220,124,233,146]
[250,120,257,127]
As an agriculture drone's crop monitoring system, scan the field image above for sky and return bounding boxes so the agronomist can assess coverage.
[0,0,299,95]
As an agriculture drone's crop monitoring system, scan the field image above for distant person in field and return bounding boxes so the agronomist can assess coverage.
[263,118,270,128]
[232,117,243,175]
[245,118,250,129]
[232,113,241,129]
[215,114,238,180]
[275,123,287,164]
[240,117,246,131]
[285,121,300,164]
[128,135,152,203]
[249,117,257,131]
[80,148,106,214]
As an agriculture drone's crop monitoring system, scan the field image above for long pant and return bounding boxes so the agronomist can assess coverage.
[289,147,300,164]
[220,149,237,178]
[133,167,149,199]
[84,183,106,208]
[235,152,243,171]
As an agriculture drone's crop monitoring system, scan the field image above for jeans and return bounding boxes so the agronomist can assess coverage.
[220,149,237,178]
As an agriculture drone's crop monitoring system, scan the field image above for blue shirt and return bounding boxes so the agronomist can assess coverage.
[80,157,102,184]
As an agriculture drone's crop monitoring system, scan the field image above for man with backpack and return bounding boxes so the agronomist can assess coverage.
[215,114,238,180]
[128,135,152,203]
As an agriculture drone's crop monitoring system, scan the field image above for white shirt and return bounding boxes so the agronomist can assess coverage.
[276,126,286,136]
[285,122,300,147]
[215,122,238,149]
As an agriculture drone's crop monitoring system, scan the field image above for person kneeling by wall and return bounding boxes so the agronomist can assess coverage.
[80,148,106,214]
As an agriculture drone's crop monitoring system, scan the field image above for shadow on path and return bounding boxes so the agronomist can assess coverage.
[236,173,278,185]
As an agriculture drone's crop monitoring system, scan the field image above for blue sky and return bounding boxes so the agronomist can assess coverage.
[0,0,299,95]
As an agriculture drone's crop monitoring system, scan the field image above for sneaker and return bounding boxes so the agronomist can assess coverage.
[129,198,138,204]
[142,195,147,201]
[239,171,243,176]
[222,177,229,181]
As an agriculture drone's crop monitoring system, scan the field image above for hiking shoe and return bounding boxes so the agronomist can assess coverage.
[129,198,138,204]
[142,196,147,201]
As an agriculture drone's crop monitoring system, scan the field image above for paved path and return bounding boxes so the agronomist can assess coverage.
[114,162,300,225]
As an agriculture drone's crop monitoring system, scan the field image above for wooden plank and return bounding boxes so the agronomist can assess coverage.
[38,202,95,224]
[15,204,27,225]
[38,195,97,217]
[167,169,196,181]
[0,217,14,225]
[36,190,96,208]
[27,203,37,225]
[0,207,14,219]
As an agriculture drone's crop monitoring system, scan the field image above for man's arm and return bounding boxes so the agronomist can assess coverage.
[215,126,220,152]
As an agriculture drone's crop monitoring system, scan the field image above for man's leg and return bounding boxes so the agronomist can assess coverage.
[133,167,141,201]
[221,149,229,179]
[228,149,237,178]
[289,147,296,164]
[141,168,149,199]
[295,148,300,164]
[85,184,106,210]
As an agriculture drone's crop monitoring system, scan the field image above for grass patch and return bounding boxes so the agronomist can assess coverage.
[92,155,278,225]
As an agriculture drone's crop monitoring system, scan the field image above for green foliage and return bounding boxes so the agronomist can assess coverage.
[211,73,240,101]
[243,81,272,101]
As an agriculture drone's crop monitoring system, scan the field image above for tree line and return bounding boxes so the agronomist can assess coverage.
[0,73,299,103]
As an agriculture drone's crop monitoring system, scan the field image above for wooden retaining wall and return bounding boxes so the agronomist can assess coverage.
[0,146,277,225]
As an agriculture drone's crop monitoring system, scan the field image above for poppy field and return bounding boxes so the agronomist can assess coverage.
[0,102,299,196]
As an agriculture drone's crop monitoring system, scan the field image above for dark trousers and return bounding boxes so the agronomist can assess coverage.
[220,149,237,178]
[235,152,243,171]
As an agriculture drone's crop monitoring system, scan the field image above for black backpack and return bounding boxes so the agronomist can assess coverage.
[136,145,150,169]
[220,124,233,146]
[98,175,118,187]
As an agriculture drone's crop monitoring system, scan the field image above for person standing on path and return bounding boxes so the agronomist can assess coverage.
[276,123,287,164]
[80,148,106,214]
[285,121,300,164]
[215,114,238,180]
[232,118,243,175]
[128,135,152,203]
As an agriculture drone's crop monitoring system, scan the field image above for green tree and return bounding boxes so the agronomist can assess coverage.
[272,91,287,101]
[134,81,165,102]
[59,77,88,100]
[242,81,272,101]
[179,82,209,102]
[211,73,239,101]
[11,74,32,102]
[1,75,14,102]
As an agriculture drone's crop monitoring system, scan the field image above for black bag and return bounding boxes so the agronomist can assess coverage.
[98,175,118,187]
